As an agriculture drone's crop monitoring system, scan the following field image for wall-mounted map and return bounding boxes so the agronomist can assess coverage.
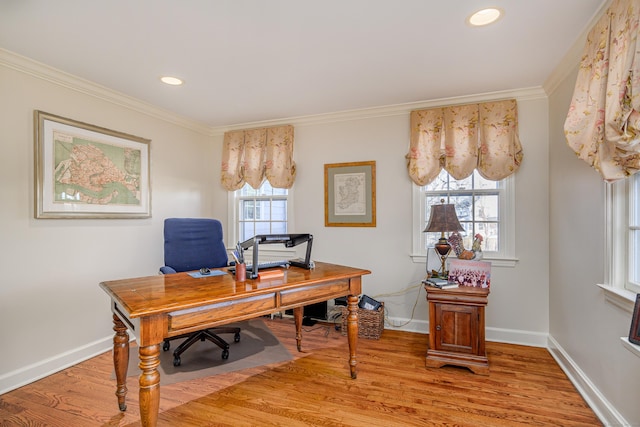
[35,111,150,218]
[53,132,141,206]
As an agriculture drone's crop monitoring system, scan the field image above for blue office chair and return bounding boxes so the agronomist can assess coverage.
[160,218,240,366]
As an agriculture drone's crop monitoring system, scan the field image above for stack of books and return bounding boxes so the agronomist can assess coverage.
[422,277,459,289]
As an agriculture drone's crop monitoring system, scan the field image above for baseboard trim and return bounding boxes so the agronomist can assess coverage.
[547,335,629,427]
[0,336,113,395]
[384,317,548,348]
[387,317,627,425]
[0,325,631,427]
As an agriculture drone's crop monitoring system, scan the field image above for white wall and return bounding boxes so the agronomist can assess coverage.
[0,58,219,392]
[2,52,553,395]
[548,59,640,425]
[241,99,552,345]
[5,47,635,426]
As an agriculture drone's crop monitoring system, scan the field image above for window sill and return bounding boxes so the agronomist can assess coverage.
[410,254,518,268]
[621,337,640,358]
[597,283,636,313]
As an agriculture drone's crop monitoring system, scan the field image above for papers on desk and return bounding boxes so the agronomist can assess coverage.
[188,270,227,278]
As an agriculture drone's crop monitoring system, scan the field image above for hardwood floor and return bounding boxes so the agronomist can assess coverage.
[0,317,601,426]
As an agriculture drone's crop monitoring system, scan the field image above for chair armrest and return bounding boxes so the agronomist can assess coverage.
[159,266,177,275]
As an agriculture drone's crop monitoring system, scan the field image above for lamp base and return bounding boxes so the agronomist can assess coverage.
[434,237,451,278]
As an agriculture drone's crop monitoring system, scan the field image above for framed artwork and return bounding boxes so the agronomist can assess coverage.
[447,259,491,289]
[34,110,151,219]
[629,293,640,345]
[324,161,376,227]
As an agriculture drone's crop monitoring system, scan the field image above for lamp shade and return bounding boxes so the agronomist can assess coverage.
[423,202,464,233]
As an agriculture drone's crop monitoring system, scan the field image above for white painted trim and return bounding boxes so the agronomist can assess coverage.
[548,335,629,427]
[0,48,212,136]
[384,318,429,335]
[0,335,115,395]
[410,253,518,268]
[1,47,547,140]
[486,327,547,348]
[597,283,635,313]
[411,174,518,265]
[226,184,295,251]
[621,337,640,358]
[543,0,613,95]
[213,87,547,134]
[387,317,628,425]
[384,316,547,348]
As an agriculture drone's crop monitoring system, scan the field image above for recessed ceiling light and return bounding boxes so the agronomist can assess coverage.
[160,76,184,86]
[467,8,503,27]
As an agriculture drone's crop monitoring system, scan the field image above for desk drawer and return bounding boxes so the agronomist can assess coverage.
[168,294,275,332]
[280,279,350,307]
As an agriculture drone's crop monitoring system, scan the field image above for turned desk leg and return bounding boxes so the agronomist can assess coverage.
[347,294,359,379]
[293,306,303,352]
[112,314,129,412]
[138,344,161,427]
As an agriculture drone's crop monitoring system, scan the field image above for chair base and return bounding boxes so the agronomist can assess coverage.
[163,327,241,366]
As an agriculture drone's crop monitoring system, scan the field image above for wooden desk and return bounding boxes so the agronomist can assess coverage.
[100,262,370,427]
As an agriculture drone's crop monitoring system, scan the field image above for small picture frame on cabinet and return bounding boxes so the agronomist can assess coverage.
[629,293,640,345]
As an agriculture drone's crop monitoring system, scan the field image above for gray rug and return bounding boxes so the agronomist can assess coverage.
[121,318,292,385]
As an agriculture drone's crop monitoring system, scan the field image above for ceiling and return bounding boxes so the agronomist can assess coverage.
[0,0,607,128]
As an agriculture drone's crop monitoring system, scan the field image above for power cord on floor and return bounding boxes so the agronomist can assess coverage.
[370,279,425,329]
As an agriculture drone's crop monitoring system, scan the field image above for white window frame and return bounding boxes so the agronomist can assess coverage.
[603,175,640,309]
[411,174,517,267]
[227,183,295,260]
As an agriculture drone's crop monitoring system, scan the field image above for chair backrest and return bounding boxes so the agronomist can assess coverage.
[163,218,228,273]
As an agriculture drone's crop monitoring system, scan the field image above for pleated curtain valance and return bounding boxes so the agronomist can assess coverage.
[220,125,296,190]
[406,99,523,186]
[564,0,640,182]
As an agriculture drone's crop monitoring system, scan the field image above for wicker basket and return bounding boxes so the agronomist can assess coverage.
[341,303,384,340]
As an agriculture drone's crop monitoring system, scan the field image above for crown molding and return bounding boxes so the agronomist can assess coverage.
[1,48,547,138]
[543,0,612,95]
[0,48,212,136]
[211,86,547,136]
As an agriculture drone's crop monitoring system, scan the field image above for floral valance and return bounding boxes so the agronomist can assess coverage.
[406,99,523,185]
[220,125,296,190]
[564,0,640,182]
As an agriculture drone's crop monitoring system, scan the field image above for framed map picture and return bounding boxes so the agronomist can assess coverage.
[34,111,151,219]
[324,161,376,227]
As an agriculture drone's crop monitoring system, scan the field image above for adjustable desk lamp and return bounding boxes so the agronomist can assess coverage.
[239,234,314,279]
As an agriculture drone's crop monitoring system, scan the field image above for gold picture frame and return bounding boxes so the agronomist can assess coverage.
[324,161,376,227]
[34,110,151,219]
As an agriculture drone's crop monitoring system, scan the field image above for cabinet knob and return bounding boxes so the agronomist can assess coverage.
[436,325,441,331]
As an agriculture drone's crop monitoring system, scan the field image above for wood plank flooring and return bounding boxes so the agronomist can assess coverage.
[0,317,602,426]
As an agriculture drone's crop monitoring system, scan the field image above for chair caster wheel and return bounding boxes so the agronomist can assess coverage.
[163,341,170,351]
[234,332,241,343]
[222,349,229,359]
[173,356,181,366]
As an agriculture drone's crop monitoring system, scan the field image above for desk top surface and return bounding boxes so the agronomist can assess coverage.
[100,261,370,318]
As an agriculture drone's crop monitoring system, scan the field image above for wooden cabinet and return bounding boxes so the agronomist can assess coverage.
[425,285,489,375]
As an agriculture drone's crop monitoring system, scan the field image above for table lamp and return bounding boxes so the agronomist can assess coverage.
[424,199,464,278]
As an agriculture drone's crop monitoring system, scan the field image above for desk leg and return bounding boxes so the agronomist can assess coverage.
[112,314,129,411]
[293,306,303,352]
[347,295,359,379]
[138,344,160,427]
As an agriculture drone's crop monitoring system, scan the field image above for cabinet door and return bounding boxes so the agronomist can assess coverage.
[433,303,479,354]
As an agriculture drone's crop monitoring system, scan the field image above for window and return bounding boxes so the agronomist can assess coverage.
[413,169,515,265]
[608,173,640,294]
[229,181,291,245]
